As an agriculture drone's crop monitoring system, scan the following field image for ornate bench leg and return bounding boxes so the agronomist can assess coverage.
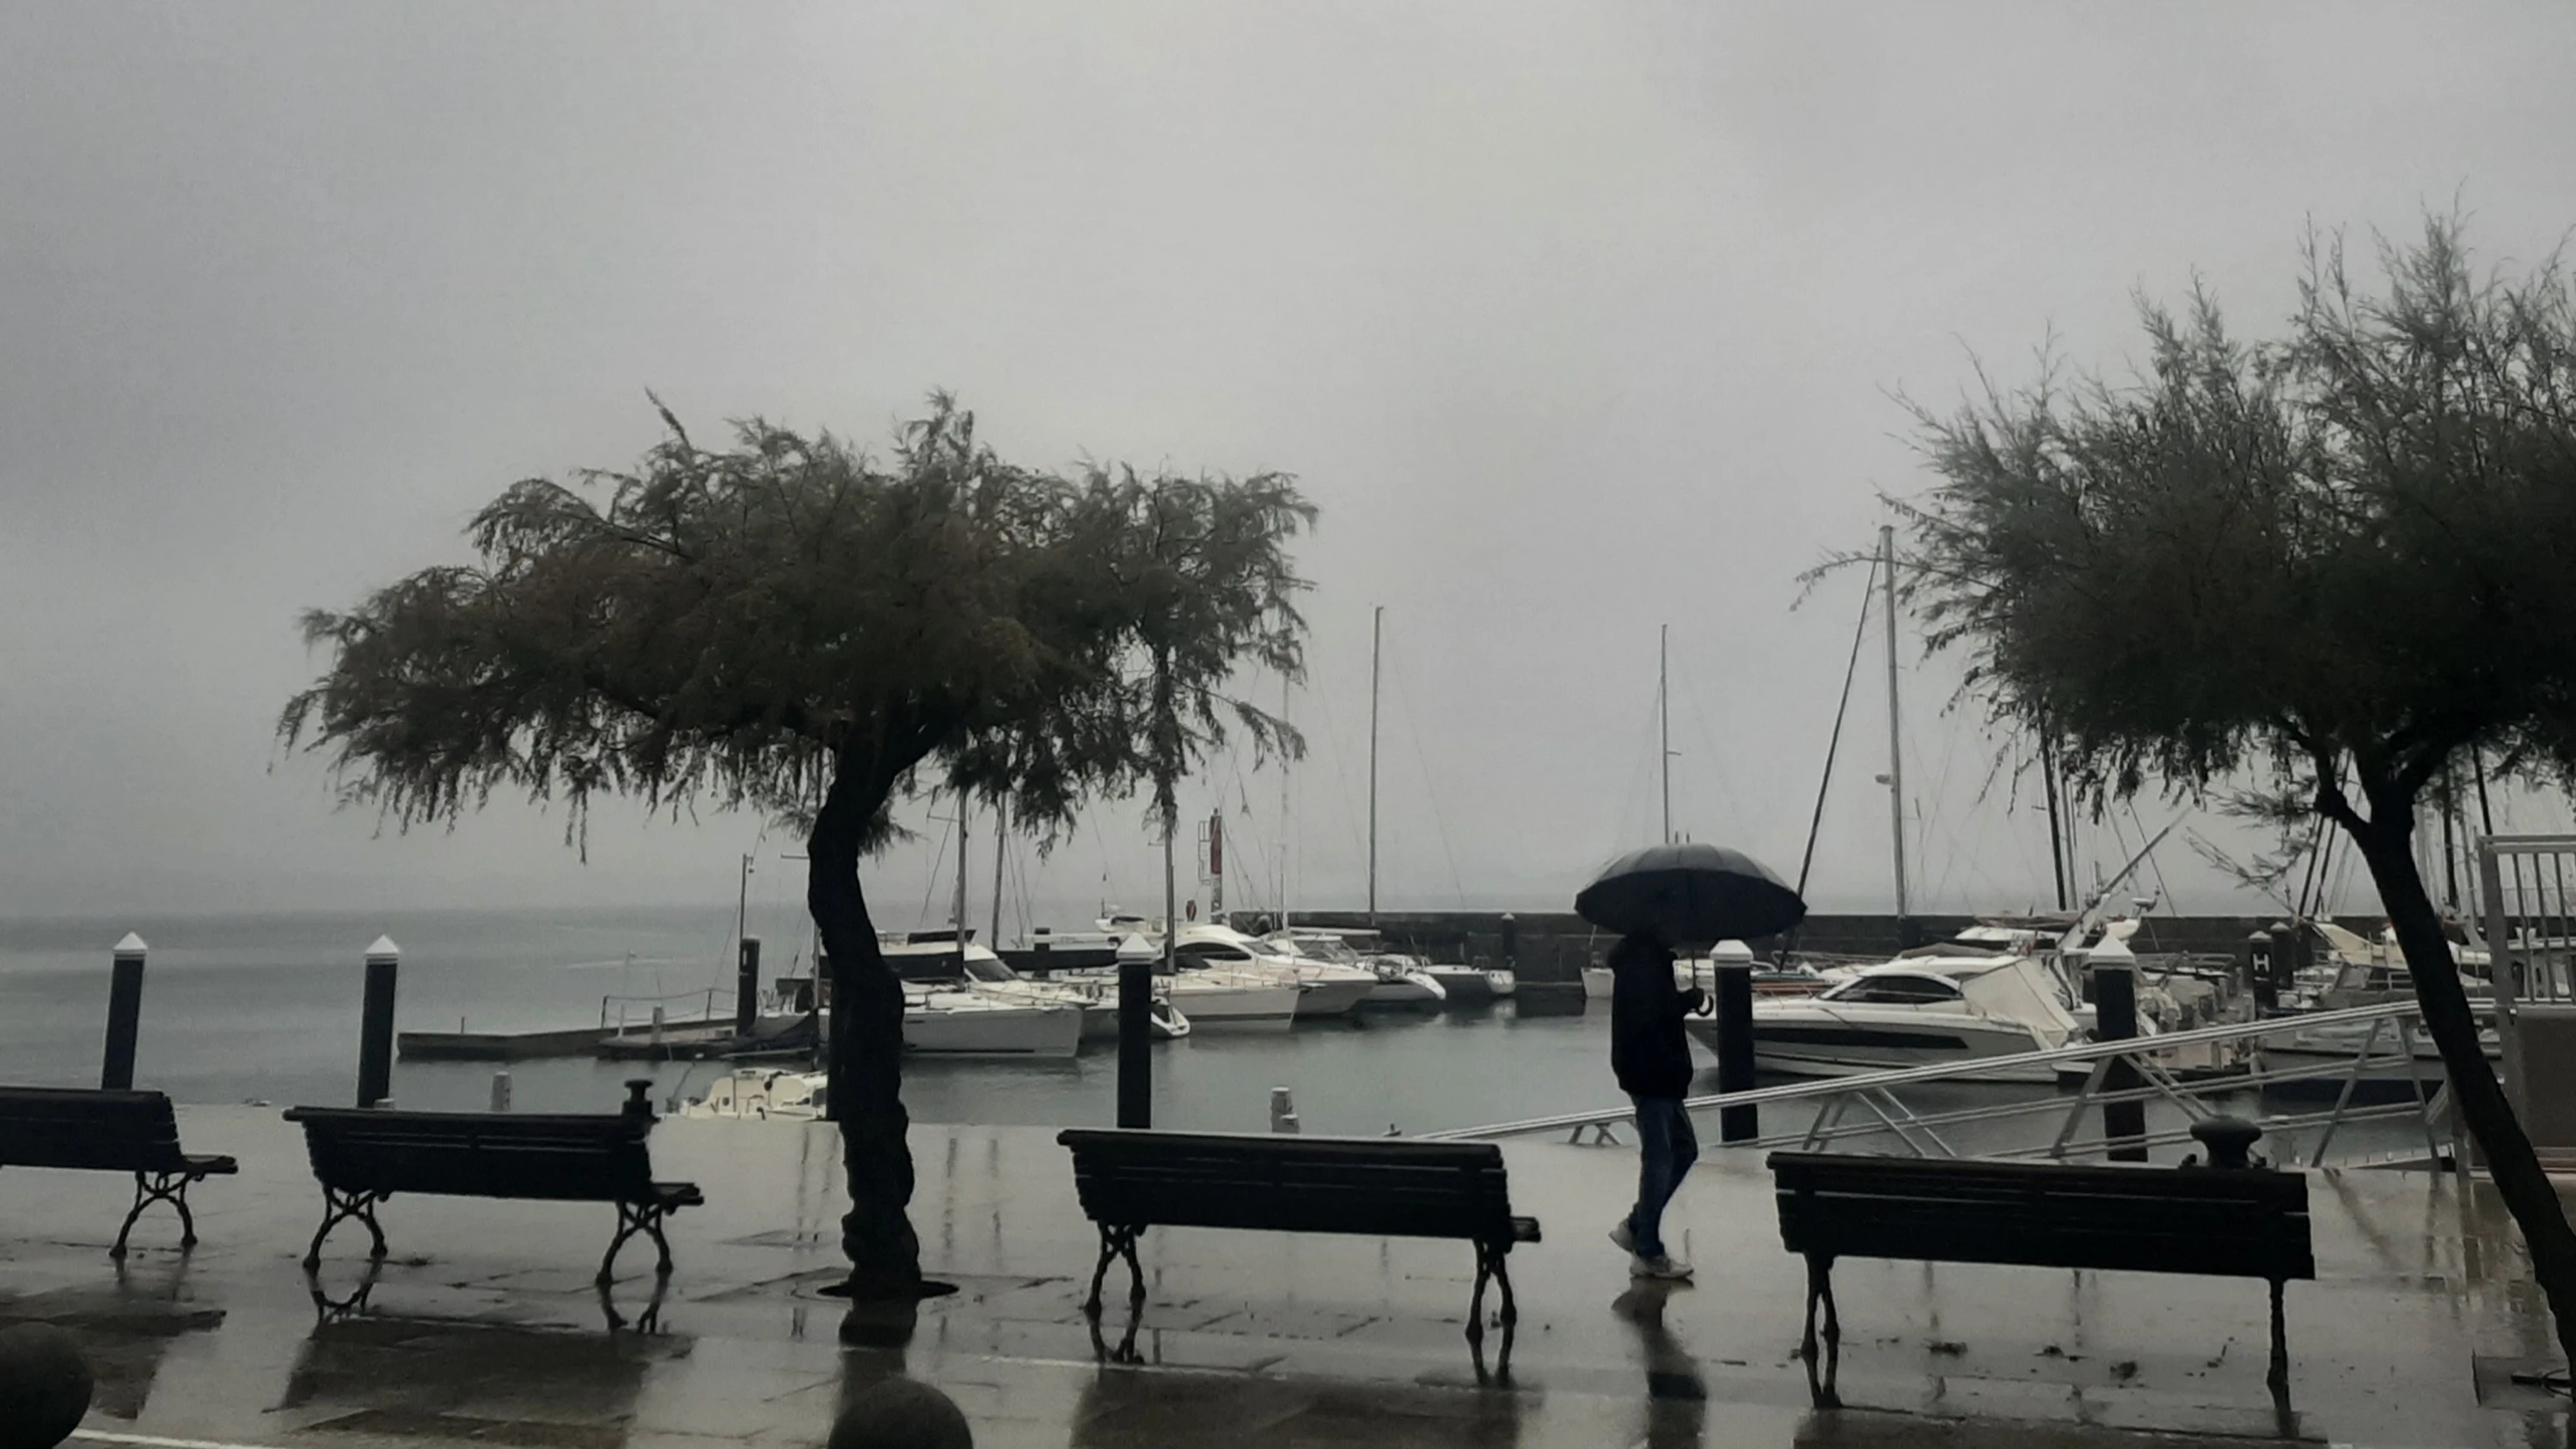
[1802,1254,1839,1360]
[1118,1226,1147,1306]
[1465,1239,1517,1341]
[600,1201,669,1286]
[1084,1226,1117,1317]
[112,1170,204,1258]
[305,1188,388,1269]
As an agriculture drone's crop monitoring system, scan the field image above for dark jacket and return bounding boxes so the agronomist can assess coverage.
[1609,933,1704,1099]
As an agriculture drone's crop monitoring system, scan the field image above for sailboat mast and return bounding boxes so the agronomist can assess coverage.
[1882,524,1912,943]
[954,792,970,969]
[2040,731,2070,911]
[1659,624,1672,845]
[1279,665,1292,931]
[1368,604,1382,926]
[988,797,1007,950]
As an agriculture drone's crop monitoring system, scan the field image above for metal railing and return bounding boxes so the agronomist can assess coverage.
[1426,1000,2463,1170]
[601,987,724,1038]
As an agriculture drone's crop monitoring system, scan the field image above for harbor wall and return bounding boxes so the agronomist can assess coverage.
[1259,909,2317,981]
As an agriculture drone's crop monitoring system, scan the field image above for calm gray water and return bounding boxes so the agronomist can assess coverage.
[0,905,2428,1158]
[0,905,1625,1134]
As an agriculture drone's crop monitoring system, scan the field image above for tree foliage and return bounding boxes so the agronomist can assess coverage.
[1900,219,2576,818]
[1894,215,2576,1366]
[281,394,1311,847]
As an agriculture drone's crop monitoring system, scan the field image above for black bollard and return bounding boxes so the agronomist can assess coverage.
[2246,931,2276,1012]
[1117,945,1151,1128]
[2095,962,2147,1161]
[1714,960,1757,1142]
[100,932,147,1091]
[736,936,762,1036]
[1031,926,1051,975]
[357,935,399,1110]
[1498,913,1519,970]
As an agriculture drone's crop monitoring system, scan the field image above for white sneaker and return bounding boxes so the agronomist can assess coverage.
[1608,1220,1637,1254]
[1631,1253,1694,1281]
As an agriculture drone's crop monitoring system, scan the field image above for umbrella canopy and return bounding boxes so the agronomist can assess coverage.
[1574,842,1807,942]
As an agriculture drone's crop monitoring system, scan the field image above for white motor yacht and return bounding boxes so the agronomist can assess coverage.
[883,933,1187,1042]
[681,1067,828,1121]
[1272,926,1513,1005]
[1692,954,2083,1084]
[876,937,1085,1058]
[1172,924,1377,1018]
[1054,934,1302,1029]
[1265,929,1446,1006]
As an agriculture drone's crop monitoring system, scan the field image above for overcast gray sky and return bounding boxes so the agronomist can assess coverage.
[7,2,2576,926]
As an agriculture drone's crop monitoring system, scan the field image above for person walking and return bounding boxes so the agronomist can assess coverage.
[1606,927,1703,1279]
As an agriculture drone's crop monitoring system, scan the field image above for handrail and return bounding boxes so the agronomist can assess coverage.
[1423,1000,2426,1141]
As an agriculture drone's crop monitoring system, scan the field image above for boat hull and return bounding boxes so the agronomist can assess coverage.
[902,1002,1083,1058]
[1290,977,1376,1019]
[1423,966,1496,1006]
[1694,1013,2059,1084]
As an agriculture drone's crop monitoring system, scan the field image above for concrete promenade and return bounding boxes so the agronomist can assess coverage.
[2,1107,2567,1448]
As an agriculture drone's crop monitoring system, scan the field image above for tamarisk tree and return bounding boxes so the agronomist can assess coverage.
[1894,218,2576,1364]
[281,396,1309,1299]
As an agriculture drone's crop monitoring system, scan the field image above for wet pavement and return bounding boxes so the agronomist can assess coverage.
[2,1105,2567,1447]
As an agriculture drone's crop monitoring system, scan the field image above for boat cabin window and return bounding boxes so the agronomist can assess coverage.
[890,956,970,984]
[1183,943,1252,963]
[1821,973,1963,1004]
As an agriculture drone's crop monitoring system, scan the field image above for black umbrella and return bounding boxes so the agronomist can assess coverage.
[1574,842,1807,942]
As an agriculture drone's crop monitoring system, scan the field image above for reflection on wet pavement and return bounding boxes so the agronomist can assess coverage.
[0,1107,2561,1447]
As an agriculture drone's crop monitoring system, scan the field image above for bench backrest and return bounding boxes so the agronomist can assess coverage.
[1769,1150,2315,1281]
[0,1086,190,1171]
[283,1107,659,1203]
[1058,1128,1519,1242]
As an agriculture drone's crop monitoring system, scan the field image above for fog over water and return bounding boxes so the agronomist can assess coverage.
[8,4,2576,926]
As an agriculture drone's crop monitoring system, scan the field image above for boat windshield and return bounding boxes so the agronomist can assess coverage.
[1819,973,1964,1005]
[1288,936,1364,964]
[964,958,1021,983]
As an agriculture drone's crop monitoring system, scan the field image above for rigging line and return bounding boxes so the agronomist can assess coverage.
[1794,556,1878,898]
[2125,801,2177,909]
[1305,668,1374,861]
[1673,659,1747,838]
[1385,642,1469,908]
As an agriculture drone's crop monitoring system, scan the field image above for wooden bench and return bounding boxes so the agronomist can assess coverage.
[284,1088,703,1285]
[1769,1150,2315,1389]
[1057,1128,1542,1338]
[0,1086,236,1257]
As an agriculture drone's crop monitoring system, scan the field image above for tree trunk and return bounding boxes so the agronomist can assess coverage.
[2344,809,2576,1367]
[808,767,922,1300]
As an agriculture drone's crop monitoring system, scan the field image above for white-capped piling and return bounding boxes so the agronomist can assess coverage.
[100,932,148,1091]
[358,935,399,1109]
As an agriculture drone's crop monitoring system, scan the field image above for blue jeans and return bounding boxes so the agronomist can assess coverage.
[1625,1096,1699,1258]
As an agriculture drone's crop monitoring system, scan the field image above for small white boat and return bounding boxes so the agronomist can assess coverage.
[681,1067,828,1121]
[1696,954,2083,1084]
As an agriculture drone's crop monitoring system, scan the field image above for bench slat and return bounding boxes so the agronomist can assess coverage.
[1059,1128,1525,1245]
[1769,1150,2315,1282]
[0,1087,194,1172]
[285,1107,665,1205]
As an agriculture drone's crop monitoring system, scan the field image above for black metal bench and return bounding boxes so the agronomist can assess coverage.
[0,1085,237,1257]
[1057,1128,1542,1338]
[284,1086,703,1285]
[1769,1149,2315,1389]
